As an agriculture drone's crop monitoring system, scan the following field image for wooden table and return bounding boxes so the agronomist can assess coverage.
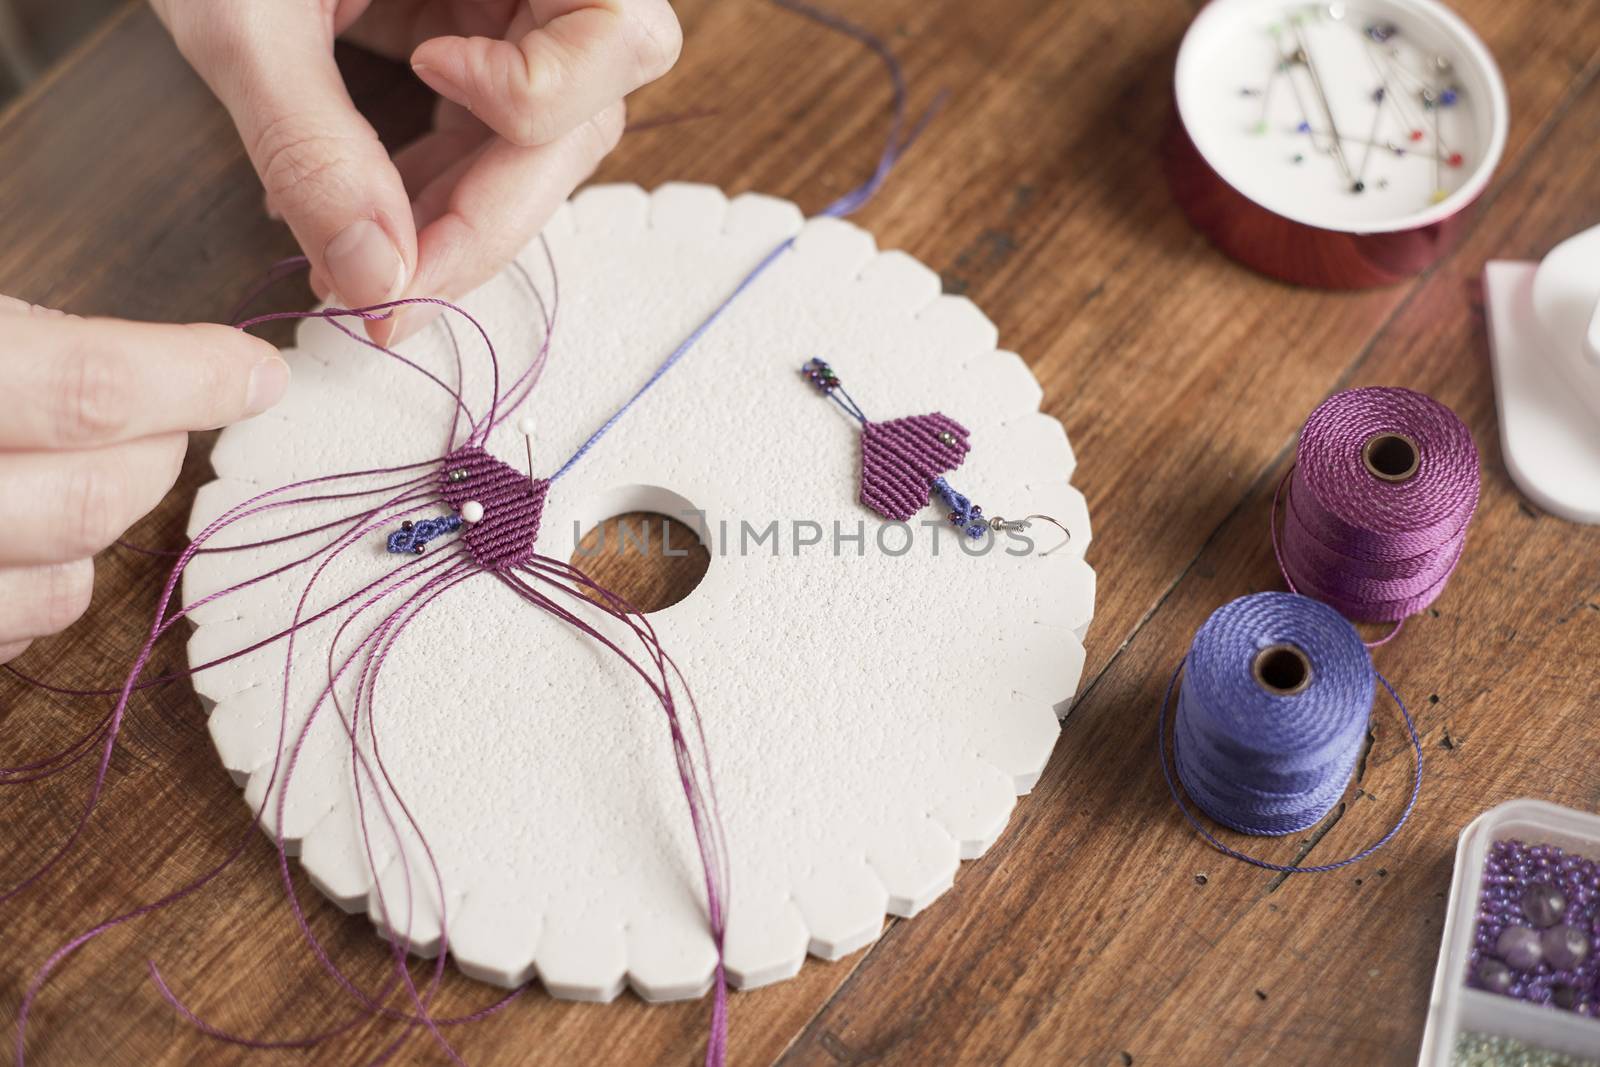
[3,1,1598,1064]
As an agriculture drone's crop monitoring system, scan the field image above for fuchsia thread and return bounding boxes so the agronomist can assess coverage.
[9,272,560,1064]
[6,5,930,1066]
[1271,387,1480,625]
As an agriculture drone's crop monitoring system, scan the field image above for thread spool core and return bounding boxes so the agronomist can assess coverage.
[1252,644,1312,697]
[1362,433,1420,483]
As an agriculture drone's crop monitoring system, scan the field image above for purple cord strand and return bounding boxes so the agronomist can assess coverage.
[6,7,933,1067]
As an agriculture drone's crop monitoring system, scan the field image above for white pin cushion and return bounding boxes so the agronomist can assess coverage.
[1170,0,1507,287]
[183,183,1095,1002]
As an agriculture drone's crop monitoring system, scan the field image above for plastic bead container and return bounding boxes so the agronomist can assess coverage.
[1420,800,1600,1064]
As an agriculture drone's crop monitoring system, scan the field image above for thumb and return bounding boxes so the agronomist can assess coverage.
[410,1,681,148]
[183,15,417,318]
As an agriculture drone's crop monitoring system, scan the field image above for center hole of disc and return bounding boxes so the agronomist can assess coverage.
[1253,644,1312,697]
[1362,433,1419,483]
[569,511,710,613]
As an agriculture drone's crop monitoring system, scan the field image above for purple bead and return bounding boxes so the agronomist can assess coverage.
[1496,925,1543,970]
[1470,838,1600,1010]
[1542,924,1591,969]
[1476,957,1514,993]
[1523,883,1568,927]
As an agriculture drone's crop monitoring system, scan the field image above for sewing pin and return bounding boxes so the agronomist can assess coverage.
[517,415,538,483]
[1292,20,1357,188]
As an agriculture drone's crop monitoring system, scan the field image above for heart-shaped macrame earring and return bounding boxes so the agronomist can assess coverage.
[801,358,1070,552]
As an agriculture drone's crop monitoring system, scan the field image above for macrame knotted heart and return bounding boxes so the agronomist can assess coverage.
[439,446,550,569]
[859,413,971,522]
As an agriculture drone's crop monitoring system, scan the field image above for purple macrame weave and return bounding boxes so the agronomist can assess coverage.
[437,447,550,570]
[859,413,970,522]
[4,5,934,1066]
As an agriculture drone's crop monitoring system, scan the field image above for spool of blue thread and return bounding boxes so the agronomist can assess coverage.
[1158,591,1422,872]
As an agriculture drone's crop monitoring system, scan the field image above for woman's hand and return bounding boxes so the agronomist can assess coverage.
[152,1,682,344]
[0,296,289,665]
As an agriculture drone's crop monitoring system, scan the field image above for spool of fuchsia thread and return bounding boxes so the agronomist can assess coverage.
[1276,386,1480,626]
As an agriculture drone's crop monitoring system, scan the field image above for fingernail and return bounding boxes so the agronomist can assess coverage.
[246,355,291,415]
[381,301,445,346]
[367,310,399,348]
[325,219,404,308]
[412,62,465,106]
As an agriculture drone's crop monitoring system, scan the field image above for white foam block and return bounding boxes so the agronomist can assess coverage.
[186,184,1095,1000]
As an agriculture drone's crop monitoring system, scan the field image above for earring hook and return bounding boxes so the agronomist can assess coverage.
[988,514,1072,557]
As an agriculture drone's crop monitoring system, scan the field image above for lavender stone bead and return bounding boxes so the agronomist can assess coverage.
[1471,839,1600,1011]
[1542,923,1591,969]
[1522,882,1568,928]
[1495,924,1544,970]
[1475,957,1514,994]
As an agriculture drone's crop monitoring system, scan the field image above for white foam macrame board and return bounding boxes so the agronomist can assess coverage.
[184,183,1095,1002]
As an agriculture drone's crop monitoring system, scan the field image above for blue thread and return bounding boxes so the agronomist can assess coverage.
[1154,592,1422,873]
[386,513,463,554]
[931,477,988,539]
[548,0,939,484]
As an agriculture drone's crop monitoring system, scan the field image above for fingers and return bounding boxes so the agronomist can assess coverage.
[0,434,187,565]
[164,7,418,314]
[392,100,489,206]
[0,294,67,319]
[386,101,625,343]
[0,560,94,645]
[0,316,288,450]
[410,0,679,148]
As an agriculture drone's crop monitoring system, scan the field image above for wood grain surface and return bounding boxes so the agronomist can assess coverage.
[2,1,1599,1064]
